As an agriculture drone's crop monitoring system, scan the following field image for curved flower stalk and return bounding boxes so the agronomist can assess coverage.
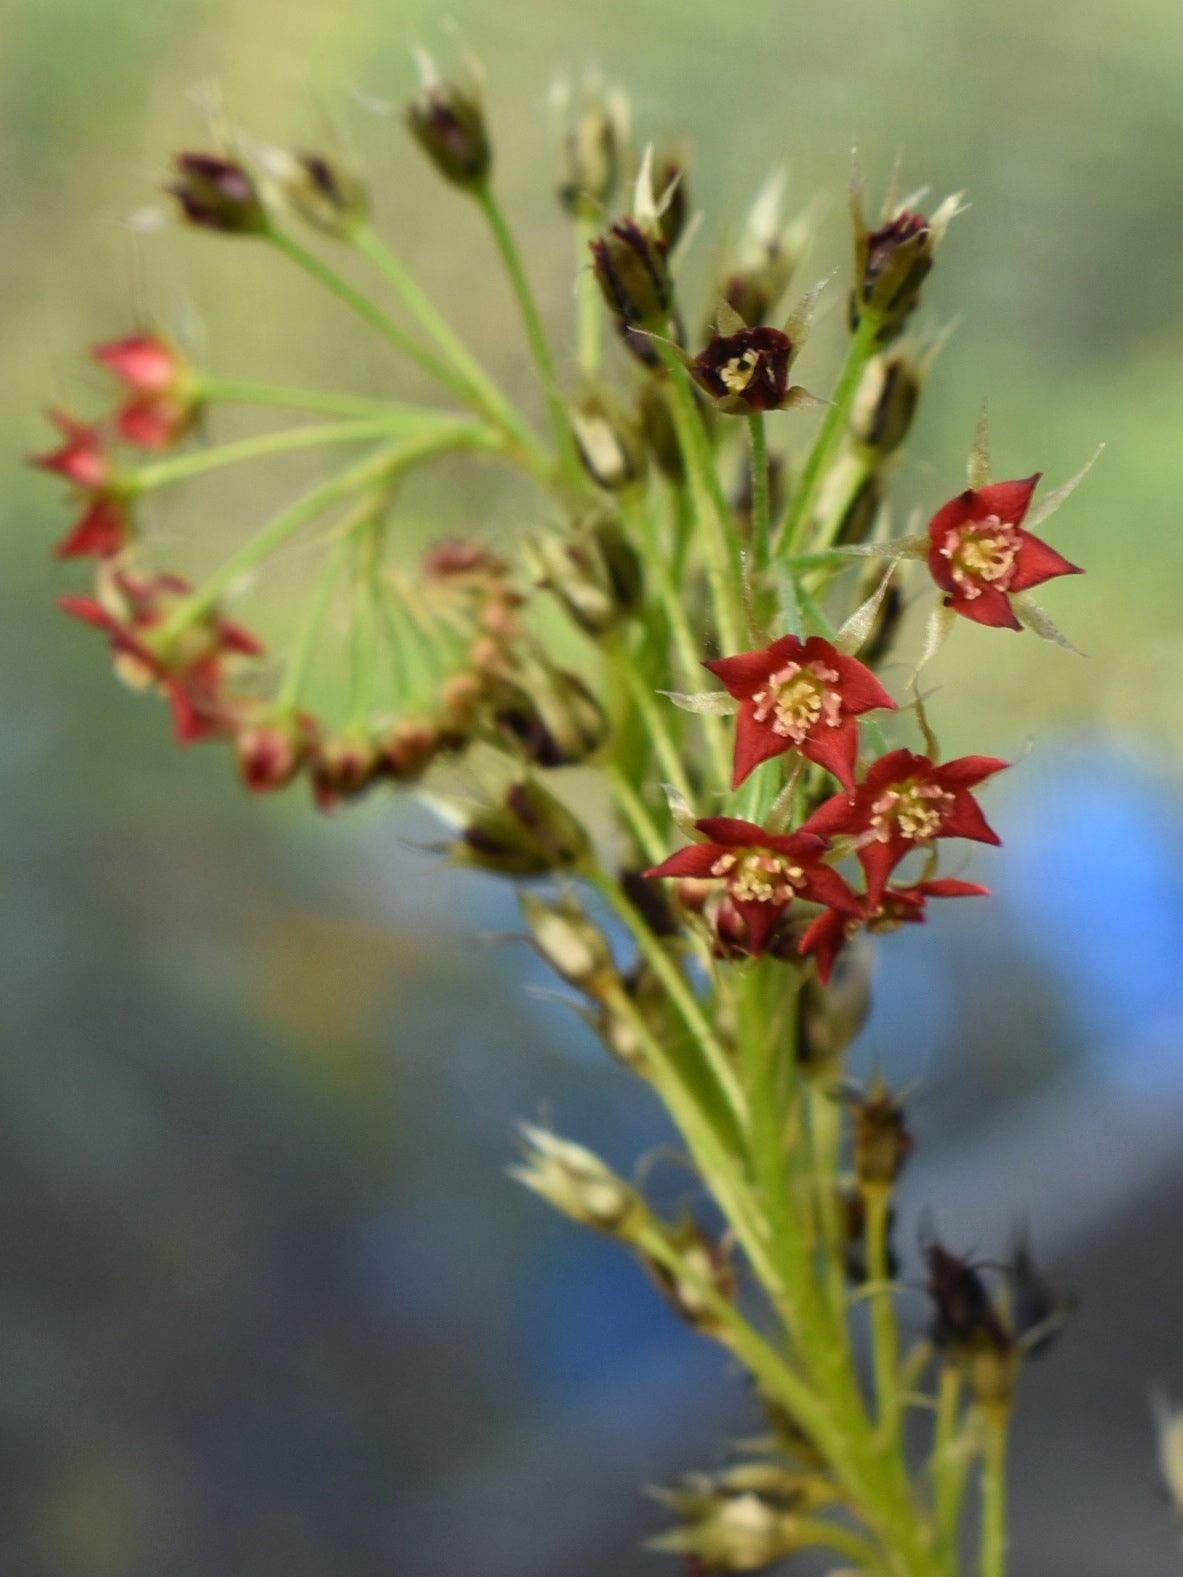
[36,62,1095,1577]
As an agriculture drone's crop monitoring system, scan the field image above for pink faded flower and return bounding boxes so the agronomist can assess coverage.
[926,475,1082,630]
[798,876,989,984]
[645,816,858,958]
[704,633,895,790]
[93,332,199,449]
[801,748,1006,906]
[30,409,132,558]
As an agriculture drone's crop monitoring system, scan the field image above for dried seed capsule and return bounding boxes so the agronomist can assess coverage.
[406,55,490,190]
[510,1125,645,1235]
[168,153,267,235]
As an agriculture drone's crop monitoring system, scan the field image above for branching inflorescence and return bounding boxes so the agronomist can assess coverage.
[36,58,1090,1577]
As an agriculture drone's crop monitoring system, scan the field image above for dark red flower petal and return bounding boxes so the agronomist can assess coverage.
[644,843,726,881]
[971,474,1040,526]
[1008,532,1084,592]
[944,582,1023,629]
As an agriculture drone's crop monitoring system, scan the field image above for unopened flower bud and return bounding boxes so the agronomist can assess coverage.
[845,1073,913,1190]
[284,152,368,237]
[652,1464,834,1570]
[641,1213,736,1337]
[528,516,642,637]
[570,391,647,492]
[377,717,441,781]
[168,153,267,235]
[494,664,606,767]
[590,218,671,329]
[455,778,589,876]
[850,352,922,454]
[926,1239,1016,1405]
[406,55,490,191]
[511,1125,644,1235]
[556,76,627,215]
[637,381,684,482]
[720,174,810,327]
[652,152,689,248]
[519,891,614,991]
[311,729,380,809]
[235,710,316,793]
[850,186,959,345]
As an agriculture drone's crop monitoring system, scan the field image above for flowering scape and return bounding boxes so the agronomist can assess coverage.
[36,60,1093,1577]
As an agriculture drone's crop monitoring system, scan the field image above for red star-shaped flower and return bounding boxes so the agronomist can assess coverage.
[704,634,895,790]
[645,816,858,958]
[30,409,132,558]
[58,565,262,742]
[798,877,989,984]
[801,749,1006,906]
[93,332,199,449]
[926,475,1082,630]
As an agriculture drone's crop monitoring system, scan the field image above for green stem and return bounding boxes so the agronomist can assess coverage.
[614,656,694,805]
[585,867,747,1134]
[865,1185,902,1443]
[748,410,771,574]
[809,1084,847,1320]
[199,379,403,418]
[475,184,582,488]
[980,1407,1009,1577]
[931,1365,966,1561]
[778,311,879,560]
[153,424,496,646]
[266,227,472,402]
[132,415,438,493]
[574,209,602,374]
[653,344,745,657]
[350,221,549,472]
[795,1519,881,1571]
[603,764,667,869]
[277,528,353,711]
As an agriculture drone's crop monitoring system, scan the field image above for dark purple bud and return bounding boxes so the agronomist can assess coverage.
[589,219,671,328]
[406,79,490,190]
[168,153,267,235]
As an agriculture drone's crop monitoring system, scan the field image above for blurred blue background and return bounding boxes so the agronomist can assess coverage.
[6,0,1183,1572]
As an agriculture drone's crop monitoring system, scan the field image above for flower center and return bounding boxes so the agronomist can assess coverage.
[751,661,842,741]
[869,779,953,844]
[940,513,1021,599]
[719,349,760,394]
[709,848,803,905]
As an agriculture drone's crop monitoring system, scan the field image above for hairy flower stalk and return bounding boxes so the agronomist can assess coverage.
[37,72,1094,1577]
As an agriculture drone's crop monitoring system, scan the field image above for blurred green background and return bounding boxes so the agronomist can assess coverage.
[6,1,1183,1573]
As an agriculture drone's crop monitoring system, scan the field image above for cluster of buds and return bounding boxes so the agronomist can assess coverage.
[650,1461,838,1571]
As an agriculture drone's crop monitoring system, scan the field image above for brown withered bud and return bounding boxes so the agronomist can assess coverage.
[310,729,381,809]
[637,380,685,482]
[850,352,922,455]
[285,152,368,237]
[455,778,589,876]
[570,390,647,492]
[1006,1232,1075,1357]
[406,55,490,191]
[693,325,793,414]
[168,153,267,235]
[590,218,672,328]
[849,182,959,345]
[838,1187,899,1284]
[845,1073,914,1190]
[234,710,316,793]
[926,1240,1017,1407]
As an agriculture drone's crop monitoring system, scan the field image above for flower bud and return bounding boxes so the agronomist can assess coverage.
[640,1213,736,1337]
[168,153,267,235]
[493,664,606,767]
[310,729,381,809]
[1005,1233,1074,1357]
[652,1463,834,1570]
[637,381,685,482]
[794,952,871,1079]
[510,1125,644,1235]
[845,1073,913,1191]
[406,55,490,191]
[849,185,959,345]
[234,710,316,793]
[528,516,642,637]
[569,390,647,492]
[519,891,614,991]
[590,219,671,329]
[720,172,810,327]
[555,76,627,216]
[850,352,922,455]
[284,152,368,237]
[652,152,689,248]
[925,1239,1017,1406]
[377,717,441,781]
[455,778,589,876]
